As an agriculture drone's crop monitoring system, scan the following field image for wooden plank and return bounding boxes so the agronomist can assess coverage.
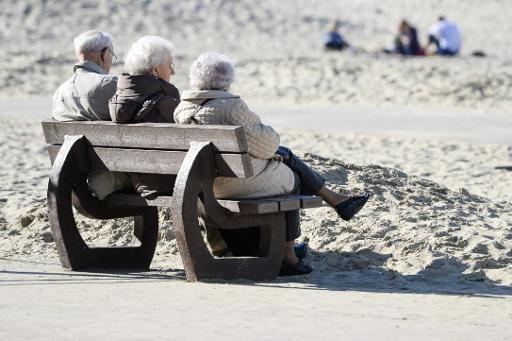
[99,194,321,213]
[41,119,248,153]
[48,145,253,178]
[104,193,280,214]
[105,194,173,207]
[215,153,253,178]
[271,197,301,211]
[299,195,323,209]
[217,199,279,214]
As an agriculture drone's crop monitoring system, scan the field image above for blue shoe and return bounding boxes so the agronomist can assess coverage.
[294,242,308,260]
[335,193,371,221]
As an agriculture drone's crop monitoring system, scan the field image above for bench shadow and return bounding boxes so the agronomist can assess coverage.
[0,268,186,286]
[2,250,511,297]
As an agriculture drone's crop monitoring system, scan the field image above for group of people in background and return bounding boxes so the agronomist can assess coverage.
[324,16,462,57]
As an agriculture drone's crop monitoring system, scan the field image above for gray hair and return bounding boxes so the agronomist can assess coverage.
[124,36,175,75]
[73,30,113,58]
[189,52,235,91]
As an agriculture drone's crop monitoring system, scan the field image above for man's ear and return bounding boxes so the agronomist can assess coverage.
[100,49,107,64]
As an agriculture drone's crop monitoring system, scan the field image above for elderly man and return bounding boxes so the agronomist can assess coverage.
[51,30,128,199]
[52,30,118,121]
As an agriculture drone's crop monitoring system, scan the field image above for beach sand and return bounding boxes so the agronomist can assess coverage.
[1,114,512,339]
[1,0,512,339]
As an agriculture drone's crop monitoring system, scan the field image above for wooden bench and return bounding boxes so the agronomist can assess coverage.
[42,119,322,281]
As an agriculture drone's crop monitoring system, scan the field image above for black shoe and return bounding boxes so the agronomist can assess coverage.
[294,242,308,260]
[335,193,371,221]
[279,259,313,276]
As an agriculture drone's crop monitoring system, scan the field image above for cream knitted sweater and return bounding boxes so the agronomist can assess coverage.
[174,90,295,199]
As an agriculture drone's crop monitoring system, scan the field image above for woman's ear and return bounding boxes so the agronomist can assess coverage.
[152,67,159,77]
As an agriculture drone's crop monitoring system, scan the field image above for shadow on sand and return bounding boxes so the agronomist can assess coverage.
[1,250,511,297]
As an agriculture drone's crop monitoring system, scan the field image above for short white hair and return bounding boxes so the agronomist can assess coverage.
[73,30,113,58]
[124,36,175,75]
[189,52,235,91]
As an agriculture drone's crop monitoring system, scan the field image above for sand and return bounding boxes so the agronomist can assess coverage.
[1,117,511,294]
[2,260,512,340]
[1,0,512,339]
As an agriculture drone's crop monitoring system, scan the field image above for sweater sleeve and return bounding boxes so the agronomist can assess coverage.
[228,99,280,159]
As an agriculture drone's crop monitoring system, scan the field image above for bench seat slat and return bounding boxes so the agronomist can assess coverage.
[104,194,322,214]
[298,195,324,209]
[42,120,248,153]
[48,145,253,178]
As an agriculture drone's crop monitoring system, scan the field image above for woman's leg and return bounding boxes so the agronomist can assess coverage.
[276,146,354,207]
[283,172,302,265]
[281,174,313,275]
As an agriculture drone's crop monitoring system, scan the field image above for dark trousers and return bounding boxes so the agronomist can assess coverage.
[276,146,325,241]
[428,35,457,56]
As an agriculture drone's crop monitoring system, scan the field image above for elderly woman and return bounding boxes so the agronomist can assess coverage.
[109,35,179,124]
[174,52,370,275]
[109,35,180,198]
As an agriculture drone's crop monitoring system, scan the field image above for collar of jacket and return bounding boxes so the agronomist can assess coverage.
[73,60,107,74]
[116,74,177,96]
[181,90,240,101]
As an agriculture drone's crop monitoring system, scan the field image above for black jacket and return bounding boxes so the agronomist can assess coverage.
[109,74,180,123]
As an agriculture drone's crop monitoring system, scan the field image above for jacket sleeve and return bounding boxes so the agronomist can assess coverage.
[109,94,133,123]
[228,99,280,159]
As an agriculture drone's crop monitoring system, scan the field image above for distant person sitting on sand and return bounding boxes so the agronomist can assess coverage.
[174,52,370,275]
[425,16,462,56]
[387,19,423,56]
[51,30,129,200]
[324,20,349,51]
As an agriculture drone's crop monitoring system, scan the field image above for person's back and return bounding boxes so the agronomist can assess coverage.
[52,61,117,121]
[51,30,129,200]
[408,26,422,55]
[323,20,348,50]
[175,90,295,199]
[109,36,180,125]
[52,30,118,121]
[428,18,462,55]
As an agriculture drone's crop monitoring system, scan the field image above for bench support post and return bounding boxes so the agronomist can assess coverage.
[172,142,286,281]
[47,135,158,270]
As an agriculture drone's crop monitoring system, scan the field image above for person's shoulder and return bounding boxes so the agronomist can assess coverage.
[95,73,117,95]
[52,73,78,100]
[53,77,71,94]
[220,95,246,112]
[99,73,118,86]
[160,80,180,99]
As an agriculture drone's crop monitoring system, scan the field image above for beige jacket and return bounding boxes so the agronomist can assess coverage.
[51,60,129,199]
[174,90,295,199]
[52,61,117,121]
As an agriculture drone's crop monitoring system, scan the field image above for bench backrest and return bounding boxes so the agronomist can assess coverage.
[41,120,253,178]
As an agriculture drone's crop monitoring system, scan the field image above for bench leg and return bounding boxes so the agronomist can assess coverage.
[47,135,158,270]
[172,142,286,281]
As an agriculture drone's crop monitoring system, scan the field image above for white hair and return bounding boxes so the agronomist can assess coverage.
[124,36,175,75]
[189,52,235,91]
[73,30,113,58]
